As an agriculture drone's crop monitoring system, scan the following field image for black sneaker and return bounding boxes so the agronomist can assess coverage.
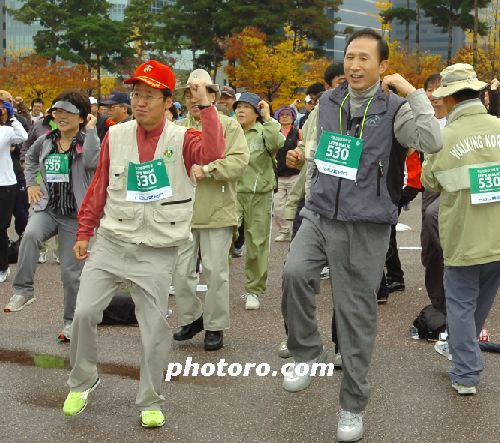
[387,280,405,293]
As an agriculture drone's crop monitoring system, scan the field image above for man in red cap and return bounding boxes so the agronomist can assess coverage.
[62,60,226,428]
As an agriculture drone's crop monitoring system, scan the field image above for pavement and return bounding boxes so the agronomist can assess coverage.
[0,199,499,442]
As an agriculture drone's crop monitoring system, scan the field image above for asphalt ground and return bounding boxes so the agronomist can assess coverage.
[0,196,499,442]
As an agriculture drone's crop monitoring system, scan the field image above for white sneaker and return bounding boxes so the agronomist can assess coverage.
[283,347,328,392]
[337,409,364,442]
[275,233,292,242]
[242,293,260,310]
[278,338,292,358]
[452,381,477,395]
[38,251,47,264]
[0,268,10,283]
[334,353,343,368]
[58,322,72,342]
[320,266,330,279]
[4,294,36,312]
[434,340,452,361]
[169,285,175,295]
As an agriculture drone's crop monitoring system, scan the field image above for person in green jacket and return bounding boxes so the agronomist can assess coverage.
[421,63,500,396]
[172,69,249,350]
[234,93,284,310]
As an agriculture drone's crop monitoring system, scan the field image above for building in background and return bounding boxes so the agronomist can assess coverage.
[322,0,382,60]
[389,0,465,59]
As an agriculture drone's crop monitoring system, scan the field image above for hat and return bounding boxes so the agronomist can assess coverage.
[220,86,236,98]
[173,101,182,110]
[233,92,261,115]
[51,100,80,114]
[89,96,98,105]
[432,63,487,98]
[178,69,220,100]
[0,90,13,103]
[124,60,176,91]
[274,106,297,122]
[101,91,131,106]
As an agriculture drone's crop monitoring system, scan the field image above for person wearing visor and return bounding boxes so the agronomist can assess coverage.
[63,61,225,428]
[4,92,99,344]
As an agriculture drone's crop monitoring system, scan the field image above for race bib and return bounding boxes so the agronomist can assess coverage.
[314,131,363,181]
[469,165,500,204]
[126,159,172,202]
[44,154,69,183]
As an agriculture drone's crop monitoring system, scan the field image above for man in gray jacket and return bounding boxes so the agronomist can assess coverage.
[282,29,442,442]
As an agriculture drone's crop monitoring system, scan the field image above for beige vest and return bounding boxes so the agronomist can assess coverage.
[98,119,195,247]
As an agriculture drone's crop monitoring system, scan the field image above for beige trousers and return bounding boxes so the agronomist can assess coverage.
[67,232,176,411]
[174,227,232,330]
[274,175,300,234]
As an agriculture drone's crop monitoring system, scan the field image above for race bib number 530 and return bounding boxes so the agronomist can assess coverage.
[126,159,172,202]
[469,165,500,204]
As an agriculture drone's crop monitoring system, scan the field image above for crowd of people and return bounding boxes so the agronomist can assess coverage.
[0,28,499,441]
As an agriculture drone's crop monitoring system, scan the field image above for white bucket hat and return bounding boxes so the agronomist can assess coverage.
[432,63,487,98]
[178,69,220,100]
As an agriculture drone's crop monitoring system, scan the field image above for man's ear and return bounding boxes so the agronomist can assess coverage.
[379,59,389,76]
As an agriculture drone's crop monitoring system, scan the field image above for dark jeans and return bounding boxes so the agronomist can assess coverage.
[234,222,245,249]
[292,198,305,239]
[13,181,29,237]
[0,184,17,271]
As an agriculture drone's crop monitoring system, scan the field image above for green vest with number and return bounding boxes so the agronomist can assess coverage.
[99,119,195,248]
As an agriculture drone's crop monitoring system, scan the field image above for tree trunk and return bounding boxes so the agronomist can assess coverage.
[473,0,479,67]
[447,2,453,64]
[416,3,421,74]
[96,51,102,103]
[405,0,410,54]
[493,0,499,72]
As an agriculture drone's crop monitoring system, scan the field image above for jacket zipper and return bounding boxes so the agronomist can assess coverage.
[377,161,384,197]
[333,178,342,219]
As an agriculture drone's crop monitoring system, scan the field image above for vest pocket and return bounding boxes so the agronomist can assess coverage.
[153,208,191,224]
[106,205,138,221]
[109,165,125,190]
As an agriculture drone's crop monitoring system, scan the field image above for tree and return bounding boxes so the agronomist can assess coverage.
[224,27,325,107]
[0,55,95,106]
[452,46,499,81]
[381,1,416,53]
[124,0,161,61]
[10,1,133,98]
[417,0,489,63]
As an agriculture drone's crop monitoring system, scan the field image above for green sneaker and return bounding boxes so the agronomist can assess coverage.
[63,378,100,416]
[141,410,165,428]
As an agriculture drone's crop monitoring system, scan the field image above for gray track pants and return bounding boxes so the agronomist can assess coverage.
[282,208,390,413]
[445,262,500,387]
[13,209,83,324]
[68,233,177,411]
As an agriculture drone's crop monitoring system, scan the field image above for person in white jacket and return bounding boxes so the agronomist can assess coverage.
[0,93,28,282]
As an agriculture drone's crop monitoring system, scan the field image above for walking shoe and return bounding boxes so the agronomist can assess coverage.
[320,266,330,280]
[451,382,477,395]
[337,409,364,442]
[377,291,389,304]
[283,347,328,392]
[141,410,165,428]
[204,330,223,351]
[242,293,260,310]
[334,353,343,369]
[173,316,204,341]
[63,377,100,416]
[4,294,36,312]
[232,247,242,258]
[275,233,292,242]
[0,268,10,283]
[387,280,405,292]
[58,323,72,342]
[38,251,47,264]
[434,340,452,361]
[278,338,292,358]
[169,285,175,295]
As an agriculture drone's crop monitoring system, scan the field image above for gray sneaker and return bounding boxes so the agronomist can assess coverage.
[0,268,10,283]
[58,323,72,342]
[451,381,477,395]
[4,294,36,312]
[337,409,364,442]
[283,347,328,392]
[278,338,292,358]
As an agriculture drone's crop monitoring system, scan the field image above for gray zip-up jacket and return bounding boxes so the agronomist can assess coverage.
[24,128,100,212]
[306,82,442,225]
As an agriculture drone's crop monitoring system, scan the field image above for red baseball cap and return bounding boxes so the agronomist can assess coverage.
[124,60,176,91]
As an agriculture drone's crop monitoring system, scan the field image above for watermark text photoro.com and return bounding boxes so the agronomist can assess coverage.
[165,357,335,381]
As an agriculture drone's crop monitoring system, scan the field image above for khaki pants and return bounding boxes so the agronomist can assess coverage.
[274,175,299,235]
[237,191,273,295]
[174,227,233,330]
[67,233,176,411]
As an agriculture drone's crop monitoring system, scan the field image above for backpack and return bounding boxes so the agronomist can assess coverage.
[100,292,138,325]
[413,304,446,341]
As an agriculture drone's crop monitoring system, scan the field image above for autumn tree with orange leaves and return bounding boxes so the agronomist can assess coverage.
[224,27,331,108]
[0,55,96,107]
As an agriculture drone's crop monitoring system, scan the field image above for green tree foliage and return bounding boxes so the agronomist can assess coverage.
[124,0,161,61]
[417,0,489,63]
[381,1,416,53]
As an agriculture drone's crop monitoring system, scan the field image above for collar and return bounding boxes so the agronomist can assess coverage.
[137,117,166,138]
[447,99,486,125]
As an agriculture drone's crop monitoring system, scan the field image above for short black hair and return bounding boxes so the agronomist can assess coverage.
[344,28,389,62]
[424,74,442,91]
[132,83,172,100]
[306,82,326,96]
[53,90,90,130]
[31,98,43,108]
[324,62,345,87]
[452,89,480,102]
